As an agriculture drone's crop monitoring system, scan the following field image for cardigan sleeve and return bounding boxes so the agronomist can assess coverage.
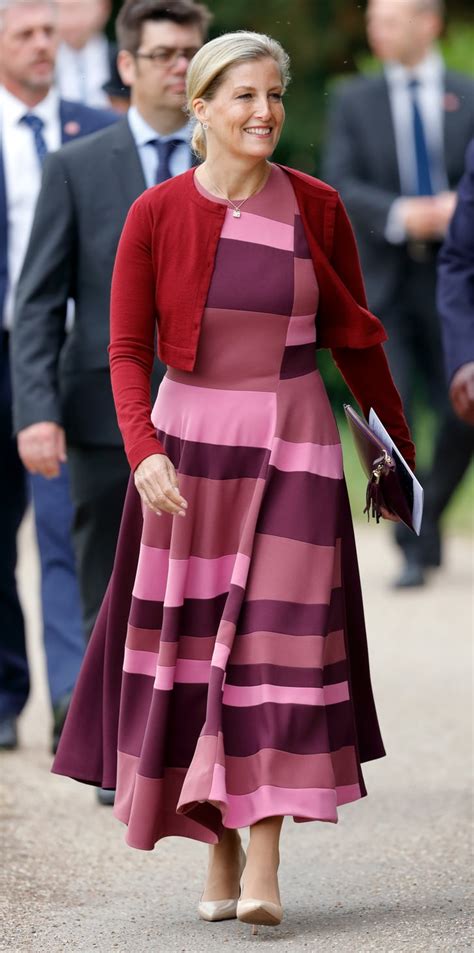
[326,196,369,307]
[324,196,415,468]
[295,181,415,466]
[312,194,388,350]
[109,199,166,471]
[332,344,416,470]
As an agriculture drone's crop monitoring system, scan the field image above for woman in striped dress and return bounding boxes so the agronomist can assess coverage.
[53,31,414,934]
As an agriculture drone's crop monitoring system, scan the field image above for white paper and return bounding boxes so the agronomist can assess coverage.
[368,408,424,536]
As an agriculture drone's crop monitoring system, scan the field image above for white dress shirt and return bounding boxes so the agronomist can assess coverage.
[127,105,192,188]
[384,49,448,243]
[56,34,111,109]
[0,86,61,329]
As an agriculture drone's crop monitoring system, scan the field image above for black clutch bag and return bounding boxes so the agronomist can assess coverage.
[344,404,416,531]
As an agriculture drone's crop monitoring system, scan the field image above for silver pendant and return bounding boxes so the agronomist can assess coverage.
[232,209,241,218]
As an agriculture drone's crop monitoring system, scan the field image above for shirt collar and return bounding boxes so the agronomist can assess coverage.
[127,104,191,147]
[384,48,444,88]
[0,84,60,127]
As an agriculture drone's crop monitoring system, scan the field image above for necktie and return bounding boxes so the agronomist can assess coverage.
[150,138,182,184]
[408,78,433,196]
[20,113,48,167]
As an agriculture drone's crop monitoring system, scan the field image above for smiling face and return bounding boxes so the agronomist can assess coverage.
[193,56,285,163]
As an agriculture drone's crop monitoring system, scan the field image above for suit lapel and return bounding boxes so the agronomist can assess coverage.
[372,76,402,192]
[111,118,196,202]
[0,148,8,322]
[442,72,467,184]
[59,100,85,145]
[110,118,147,208]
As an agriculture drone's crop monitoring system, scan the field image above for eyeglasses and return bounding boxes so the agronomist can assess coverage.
[135,46,200,67]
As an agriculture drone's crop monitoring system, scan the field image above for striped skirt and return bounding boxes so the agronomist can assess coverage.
[112,356,384,849]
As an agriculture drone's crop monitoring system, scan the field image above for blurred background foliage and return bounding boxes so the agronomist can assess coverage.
[109,1,473,528]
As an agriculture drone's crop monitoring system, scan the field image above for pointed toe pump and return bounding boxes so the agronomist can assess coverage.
[198,845,246,922]
[197,897,239,922]
[236,898,283,935]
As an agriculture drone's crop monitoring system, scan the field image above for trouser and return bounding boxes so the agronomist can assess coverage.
[382,262,446,427]
[421,408,473,532]
[0,335,84,715]
[67,444,130,640]
[381,260,471,561]
[30,464,85,704]
[0,341,29,717]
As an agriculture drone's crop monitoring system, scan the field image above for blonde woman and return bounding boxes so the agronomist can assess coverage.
[54,31,414,934]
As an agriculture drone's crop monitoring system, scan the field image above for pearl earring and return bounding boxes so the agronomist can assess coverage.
[202,122,209,130]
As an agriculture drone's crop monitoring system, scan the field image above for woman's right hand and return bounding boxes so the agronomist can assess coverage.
[134,454,188,517]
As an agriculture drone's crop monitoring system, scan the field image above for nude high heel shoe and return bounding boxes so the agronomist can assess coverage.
[236,898,283,934]
[197,845,246,922]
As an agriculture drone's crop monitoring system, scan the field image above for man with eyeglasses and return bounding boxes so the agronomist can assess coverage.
[11,0,211,804]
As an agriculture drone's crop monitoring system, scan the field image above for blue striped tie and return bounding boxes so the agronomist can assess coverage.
[20,113,48,167]
[408,78,433,196]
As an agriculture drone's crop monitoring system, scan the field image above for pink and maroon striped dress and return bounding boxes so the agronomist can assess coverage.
[111,165,384,849]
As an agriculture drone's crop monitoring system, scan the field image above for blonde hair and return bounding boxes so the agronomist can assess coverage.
[186,31,291,159]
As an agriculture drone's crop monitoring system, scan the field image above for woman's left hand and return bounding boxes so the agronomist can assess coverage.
[380,506,400,522]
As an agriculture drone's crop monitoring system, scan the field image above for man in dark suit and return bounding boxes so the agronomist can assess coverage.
[0,0,117,752]
[322,0,474,587]
[438,139,474,423]
[434,140,474,494]
[12,1,210,702]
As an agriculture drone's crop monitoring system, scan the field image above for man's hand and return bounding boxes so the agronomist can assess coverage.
[449,362,474,426]
[17,422,67,478]
[433,191,457,235]
[400,192,457,241]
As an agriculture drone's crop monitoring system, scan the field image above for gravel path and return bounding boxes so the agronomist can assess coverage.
[1,512,472,953]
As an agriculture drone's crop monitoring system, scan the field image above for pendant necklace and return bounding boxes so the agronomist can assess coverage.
[203,165,270,218]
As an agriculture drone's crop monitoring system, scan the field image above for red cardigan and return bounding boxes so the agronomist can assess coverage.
[109,165,415,471]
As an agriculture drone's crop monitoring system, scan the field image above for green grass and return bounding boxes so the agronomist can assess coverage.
[338,416,473,536]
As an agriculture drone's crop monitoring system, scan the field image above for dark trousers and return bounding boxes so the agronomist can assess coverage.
[0,341,29,717]
[381,258,471,561]
[67,444,130,639]
[422,409,474,531]
[30,465,85,703]
[382,258,446,424]
[0,334,85,715]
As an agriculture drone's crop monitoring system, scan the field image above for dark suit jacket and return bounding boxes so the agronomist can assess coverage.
[12,118,188,445]
[437,138,474,382]
[0,99,117,333]
[322,69,474,314]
